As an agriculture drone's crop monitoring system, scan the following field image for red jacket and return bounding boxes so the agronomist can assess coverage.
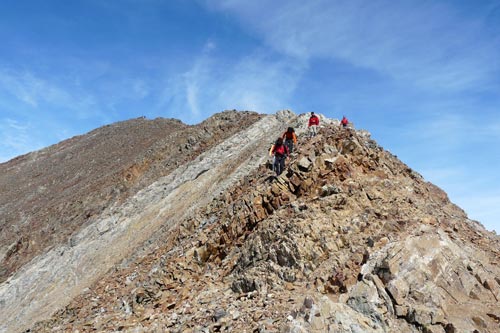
[271,144,289,156]
[308,115,319,127]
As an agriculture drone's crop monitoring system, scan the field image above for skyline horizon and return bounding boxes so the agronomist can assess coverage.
[2,108,497,233]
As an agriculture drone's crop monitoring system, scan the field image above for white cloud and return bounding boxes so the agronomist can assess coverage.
[407,113,466,148]
[0,70,71,108]
[158,42,306,122]
[4,119,29,131]
[0,119,42,163]
[0,71,41,107]
[399,112,500,151]
[157,46,212,120]
[214,54,305,112]
[205,0,500,92]
[185,80,200,117]
[0,68,98,116]
[182,51,211,118]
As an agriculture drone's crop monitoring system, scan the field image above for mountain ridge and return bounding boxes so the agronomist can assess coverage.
[0,110,295,332]
[0,110,498,333]
[0,111,262,283]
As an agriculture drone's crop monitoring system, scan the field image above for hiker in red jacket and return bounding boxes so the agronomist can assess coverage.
[270,137,289,175]
[340,115,349,128]
[308,112,319,137]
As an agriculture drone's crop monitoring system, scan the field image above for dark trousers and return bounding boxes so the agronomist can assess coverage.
[285,139,294,154]
[274,155,286,175]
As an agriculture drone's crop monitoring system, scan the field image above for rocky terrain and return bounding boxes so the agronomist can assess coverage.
[1,110,499,333]
[0,111,262,284]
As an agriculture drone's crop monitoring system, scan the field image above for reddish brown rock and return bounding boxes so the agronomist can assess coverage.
[2,111,498,333]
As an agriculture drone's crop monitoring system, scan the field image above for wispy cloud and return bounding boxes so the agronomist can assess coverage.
[0,68,108,160]
[0,68,98,115]
[214,53,305,112]
[0,64,158,127]
[205,0,500,92]
[158,41,306,122]
[0,119,41,163]
[157,41,214,120]
[0,69,72,108]
[398,111,500,151]
[184,42,215,118]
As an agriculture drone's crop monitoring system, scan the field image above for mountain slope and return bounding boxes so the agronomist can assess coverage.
[24,113,500,333]
[0,111,262,284]
[1,110,284,333]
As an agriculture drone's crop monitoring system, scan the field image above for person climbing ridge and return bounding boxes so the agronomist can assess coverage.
[282,127,297,154]
[340,115,349,129]
[269,137,289,176]
[308,112,319,137]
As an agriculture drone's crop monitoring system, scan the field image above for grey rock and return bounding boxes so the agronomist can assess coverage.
[297,157,312,172]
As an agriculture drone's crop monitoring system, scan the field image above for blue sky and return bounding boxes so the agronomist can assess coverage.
[0,0,499,232]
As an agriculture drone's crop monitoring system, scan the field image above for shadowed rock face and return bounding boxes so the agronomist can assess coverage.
[1,111,499,333]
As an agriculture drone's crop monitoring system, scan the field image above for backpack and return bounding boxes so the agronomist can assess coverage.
[273,144,288,156]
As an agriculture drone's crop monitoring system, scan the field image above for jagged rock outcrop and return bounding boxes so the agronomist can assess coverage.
[1,111,499,333]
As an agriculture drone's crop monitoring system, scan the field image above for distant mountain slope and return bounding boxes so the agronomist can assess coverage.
[1,111,499,333]
[0,111,261,284]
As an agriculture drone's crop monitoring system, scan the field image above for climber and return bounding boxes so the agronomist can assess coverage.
[340,115,349,129]
[282,127,297,154]
[269,137,289,176]
[308,112,319,137]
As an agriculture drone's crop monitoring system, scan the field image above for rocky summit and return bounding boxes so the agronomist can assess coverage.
[0,111,499,333]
